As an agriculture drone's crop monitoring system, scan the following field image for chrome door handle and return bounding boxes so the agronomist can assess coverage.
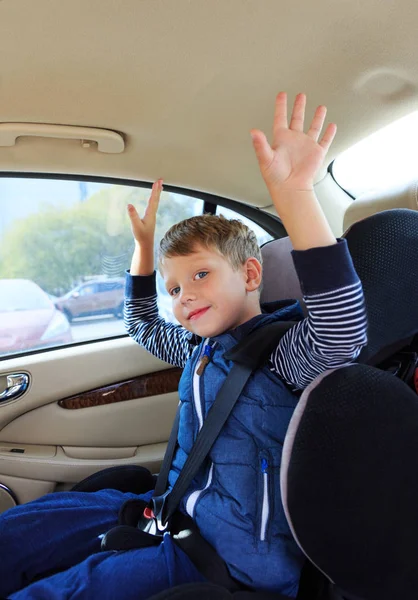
[0,374,29,403]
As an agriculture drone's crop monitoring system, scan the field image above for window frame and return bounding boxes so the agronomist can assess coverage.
[327,161,355,200]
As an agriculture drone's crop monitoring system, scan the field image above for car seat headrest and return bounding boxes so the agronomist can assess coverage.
[343,208,418,364]
[343,179,418,232]
[260,236,305,313]
[261,209,418,364]
[281,363,418,600]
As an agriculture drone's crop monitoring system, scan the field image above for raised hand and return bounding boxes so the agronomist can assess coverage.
[251,92,337,196]
[251,93,337,249]
[128,179,163,275]
[128,179,163,248]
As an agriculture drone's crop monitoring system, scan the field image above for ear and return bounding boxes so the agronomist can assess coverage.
[244,257,262,292]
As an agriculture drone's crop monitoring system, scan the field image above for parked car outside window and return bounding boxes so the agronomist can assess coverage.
[0,279,72,354]
[54,278,125,321]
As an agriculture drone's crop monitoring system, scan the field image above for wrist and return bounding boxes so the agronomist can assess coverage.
[269,190,336,250]
[134,237,154,250]
[131,242,155,276]
[270,188,318,216]
[268,183,314,198]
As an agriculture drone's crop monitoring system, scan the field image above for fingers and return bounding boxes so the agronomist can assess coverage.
[307,105,327,142]
[271,92,335,150]
[289,93,306,133]
[144,179,163,220]
[250,129,274,169]
[319,123,337,153]
[272,92,288,140]
[305,103,336,151]
[127,179,163,230]
[127,203,140,223]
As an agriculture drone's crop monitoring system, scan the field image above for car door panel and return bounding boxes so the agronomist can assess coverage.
[0,337,179,505]
[0,441,167,487]
[0,391,177,447]
[0,473,55,506]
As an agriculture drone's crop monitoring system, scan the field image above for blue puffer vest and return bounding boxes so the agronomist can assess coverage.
[168,300,305,597]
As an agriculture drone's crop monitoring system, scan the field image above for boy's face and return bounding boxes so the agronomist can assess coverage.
[161,244,262,338]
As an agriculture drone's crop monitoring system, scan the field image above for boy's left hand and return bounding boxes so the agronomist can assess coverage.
[251,92,337,197]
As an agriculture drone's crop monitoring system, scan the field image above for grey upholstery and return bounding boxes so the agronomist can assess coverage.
[260,237,306,314]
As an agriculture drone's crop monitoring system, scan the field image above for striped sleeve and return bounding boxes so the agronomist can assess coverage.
[270,240,368,390]
[124,271,194,368]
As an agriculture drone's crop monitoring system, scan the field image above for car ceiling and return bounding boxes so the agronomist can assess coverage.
[0,0,417,208]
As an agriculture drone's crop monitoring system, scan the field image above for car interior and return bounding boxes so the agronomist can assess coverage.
[0,1,418,598]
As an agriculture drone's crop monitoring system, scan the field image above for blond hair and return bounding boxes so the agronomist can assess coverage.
[159,214,262,269]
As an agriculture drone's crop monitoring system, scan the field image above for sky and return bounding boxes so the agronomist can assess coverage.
[0,178,106,235]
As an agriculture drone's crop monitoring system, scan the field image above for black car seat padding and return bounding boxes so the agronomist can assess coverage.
[281,364,418,600]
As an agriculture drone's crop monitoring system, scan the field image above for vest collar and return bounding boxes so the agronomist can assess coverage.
[212,298,303,349]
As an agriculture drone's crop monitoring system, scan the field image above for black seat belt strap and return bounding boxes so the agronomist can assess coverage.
[153,403,181,498]
[154,361,253,528]
[102,320,297,550]
[151,320,297,529]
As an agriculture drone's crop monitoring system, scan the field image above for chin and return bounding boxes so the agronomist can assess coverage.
[180,315,231,338]
[194,323,230,338]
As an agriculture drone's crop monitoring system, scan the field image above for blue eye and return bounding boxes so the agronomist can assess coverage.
[169,286,180,296]
[194,271,208,280]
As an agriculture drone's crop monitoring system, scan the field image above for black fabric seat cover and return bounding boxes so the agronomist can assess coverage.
[71,464,155,495]
[148,582,294,600]
[282,364,418,600]
[281,209,418,599]
[344,209,418,363]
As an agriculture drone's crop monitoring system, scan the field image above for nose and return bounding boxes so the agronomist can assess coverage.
[179,285,196,305]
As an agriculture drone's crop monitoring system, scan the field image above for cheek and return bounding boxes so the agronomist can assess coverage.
[172,300,183,322]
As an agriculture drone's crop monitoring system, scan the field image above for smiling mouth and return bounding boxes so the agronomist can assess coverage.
[188,307,210,321]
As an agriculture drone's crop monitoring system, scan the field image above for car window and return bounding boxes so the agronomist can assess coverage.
[333,110,418,197]
[0,177,275,356]
[79,284,97,296]
[0,177,203,357]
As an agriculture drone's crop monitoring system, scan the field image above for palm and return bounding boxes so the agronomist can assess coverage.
[264,128,326,189]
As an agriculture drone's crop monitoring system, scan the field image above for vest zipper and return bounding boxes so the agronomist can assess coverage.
[260,458,270,542]
[186,339,215,517]
[192,339,211,429]
[185,463,214,517]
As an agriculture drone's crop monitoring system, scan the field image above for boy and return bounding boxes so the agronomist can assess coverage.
[0,93,367,599]
[124,92,367,596]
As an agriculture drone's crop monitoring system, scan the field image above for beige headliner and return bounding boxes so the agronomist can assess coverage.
[0,0,417,207]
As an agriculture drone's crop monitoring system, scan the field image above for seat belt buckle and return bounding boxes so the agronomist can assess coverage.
[152,489,171,533]
[137,505,159,536]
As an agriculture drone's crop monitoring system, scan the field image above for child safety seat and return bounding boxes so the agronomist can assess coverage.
[74,208,418,600]
[280,208,418,600]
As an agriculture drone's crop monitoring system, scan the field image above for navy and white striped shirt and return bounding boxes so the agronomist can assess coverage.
[125,239,367,390]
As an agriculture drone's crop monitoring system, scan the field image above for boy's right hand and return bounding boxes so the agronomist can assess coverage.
[127,179,163,247]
